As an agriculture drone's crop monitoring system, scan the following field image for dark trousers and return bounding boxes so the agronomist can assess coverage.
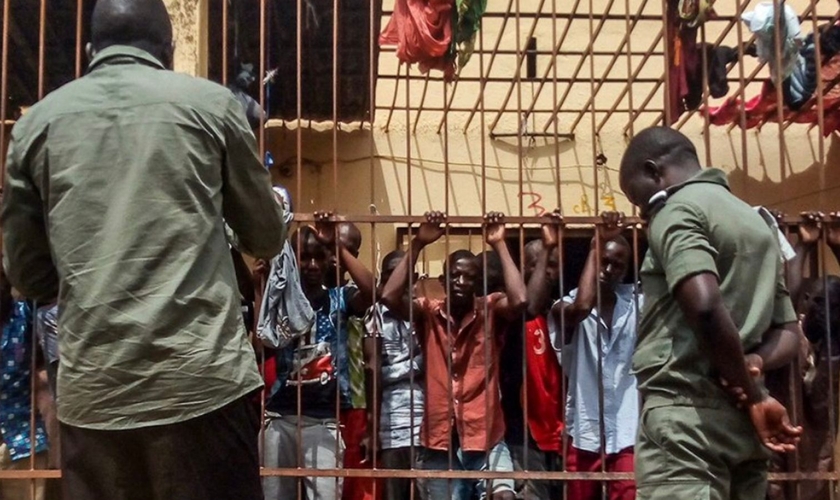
[60,395,263,500]
[380,447,421,500]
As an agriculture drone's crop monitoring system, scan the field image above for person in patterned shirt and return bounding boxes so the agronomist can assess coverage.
[0,270,49,500]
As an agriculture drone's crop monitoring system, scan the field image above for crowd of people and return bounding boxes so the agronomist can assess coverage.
[0,1,835,500]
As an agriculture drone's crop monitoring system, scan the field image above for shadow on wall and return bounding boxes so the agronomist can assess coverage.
[725,132,840,213]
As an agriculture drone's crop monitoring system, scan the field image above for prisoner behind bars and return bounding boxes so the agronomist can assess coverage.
[0,1,285,499]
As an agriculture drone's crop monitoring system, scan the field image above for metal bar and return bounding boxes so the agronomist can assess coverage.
[515,0,582,126]
[75,0,83,78]
[660,0,671,125]
[38,0,46,100]
[486,0,549,133]
[461,0,514,132]
[222,0,228,86]
[538,0,618,134]
[0,0,11,186]
[567,0,651,133]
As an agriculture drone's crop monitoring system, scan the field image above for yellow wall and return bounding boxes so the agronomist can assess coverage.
[166,0,840,273]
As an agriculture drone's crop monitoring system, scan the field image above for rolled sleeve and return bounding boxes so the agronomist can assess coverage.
[649,201,719,293]
[771,265,797,326]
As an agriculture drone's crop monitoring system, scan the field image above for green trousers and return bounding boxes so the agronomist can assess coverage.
[635,404,771,500]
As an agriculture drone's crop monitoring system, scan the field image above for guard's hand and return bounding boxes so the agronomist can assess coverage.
[748,396,802,453]
[485,212,507,245]
[720,354,764,408]
[416,211,447,246]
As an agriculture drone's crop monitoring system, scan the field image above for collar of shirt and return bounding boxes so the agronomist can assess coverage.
[87,45,166,74]
[432,298,485,337]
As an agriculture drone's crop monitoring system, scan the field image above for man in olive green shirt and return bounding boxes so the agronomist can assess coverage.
[619,127,802,500]
[1,1,284,499]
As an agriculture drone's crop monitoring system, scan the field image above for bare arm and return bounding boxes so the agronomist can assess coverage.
[526,215,561,318]
[551,212,625,343]
[338,245,376,315]
[788,211,821,306]
[485,212,527,319]
[676,273,763,402]
[751,323,802,372]
[381,212,446,321]
[313,212,376,315]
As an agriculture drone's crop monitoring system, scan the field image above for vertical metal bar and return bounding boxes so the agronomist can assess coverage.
[588,0,599,217]
[0,0,11,186]
[367,0,379,495]
[222,0,228,86]
[332,0,341,495]
[75,0,83,78]
[660,0,671,125]
[624,0,635,138]
[294,0,304,497]
[735,0,749,197]
[38,0,46,100]
[772,0,786,182]
[699,25,710,167]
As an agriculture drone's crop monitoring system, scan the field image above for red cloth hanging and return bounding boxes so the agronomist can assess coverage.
[379,0,455,80]
[707,65,840,136]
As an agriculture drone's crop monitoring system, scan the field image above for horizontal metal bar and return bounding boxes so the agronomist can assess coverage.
[2,469,838,481]
[377,75,666,84]
[490,132,575,140]
[381,11,838,22]
[379,47,668,57]
[291,214,646,225]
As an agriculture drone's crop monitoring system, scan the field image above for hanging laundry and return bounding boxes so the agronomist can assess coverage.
[707,77,840,137]
[683,44,739,111]
[379,0,456,80]
[785,24,840,109]
[451,0,487,69]
[742,3,805,85]
[665,0,700,123]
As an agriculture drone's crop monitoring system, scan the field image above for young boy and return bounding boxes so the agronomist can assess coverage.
[263,213,375,500]
[365,250,425,500]
[381,211,527,500]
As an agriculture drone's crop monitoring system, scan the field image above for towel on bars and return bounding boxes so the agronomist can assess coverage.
[256,195,315,348]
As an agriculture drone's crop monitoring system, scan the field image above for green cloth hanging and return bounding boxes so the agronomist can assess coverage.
[450,0,487,69]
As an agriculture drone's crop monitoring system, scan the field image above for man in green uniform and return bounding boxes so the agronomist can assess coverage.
[618,127,803,500]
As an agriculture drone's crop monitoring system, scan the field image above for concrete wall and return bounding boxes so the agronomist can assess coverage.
[166,0,840,272]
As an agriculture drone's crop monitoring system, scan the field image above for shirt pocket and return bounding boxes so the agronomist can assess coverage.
[632,336,673,377]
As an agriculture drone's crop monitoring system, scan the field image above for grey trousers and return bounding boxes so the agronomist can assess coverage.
[263,415,345,500]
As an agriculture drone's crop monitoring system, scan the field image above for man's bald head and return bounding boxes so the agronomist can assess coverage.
[338,222,362,257]
[619,126,701,216]
[90,0,174,68]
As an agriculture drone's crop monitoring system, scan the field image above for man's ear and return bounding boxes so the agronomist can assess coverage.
[643,160,663,183]
[161,41,176,70]
[85,42,96,63]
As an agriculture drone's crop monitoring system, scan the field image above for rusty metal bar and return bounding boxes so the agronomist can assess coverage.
[567,0,651,133]
[0,0,10,187]
[461,0,514,132]
[487,0,550,133]
[538,0,619,134]
[222,0,228,86]
[75,0,83,78]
